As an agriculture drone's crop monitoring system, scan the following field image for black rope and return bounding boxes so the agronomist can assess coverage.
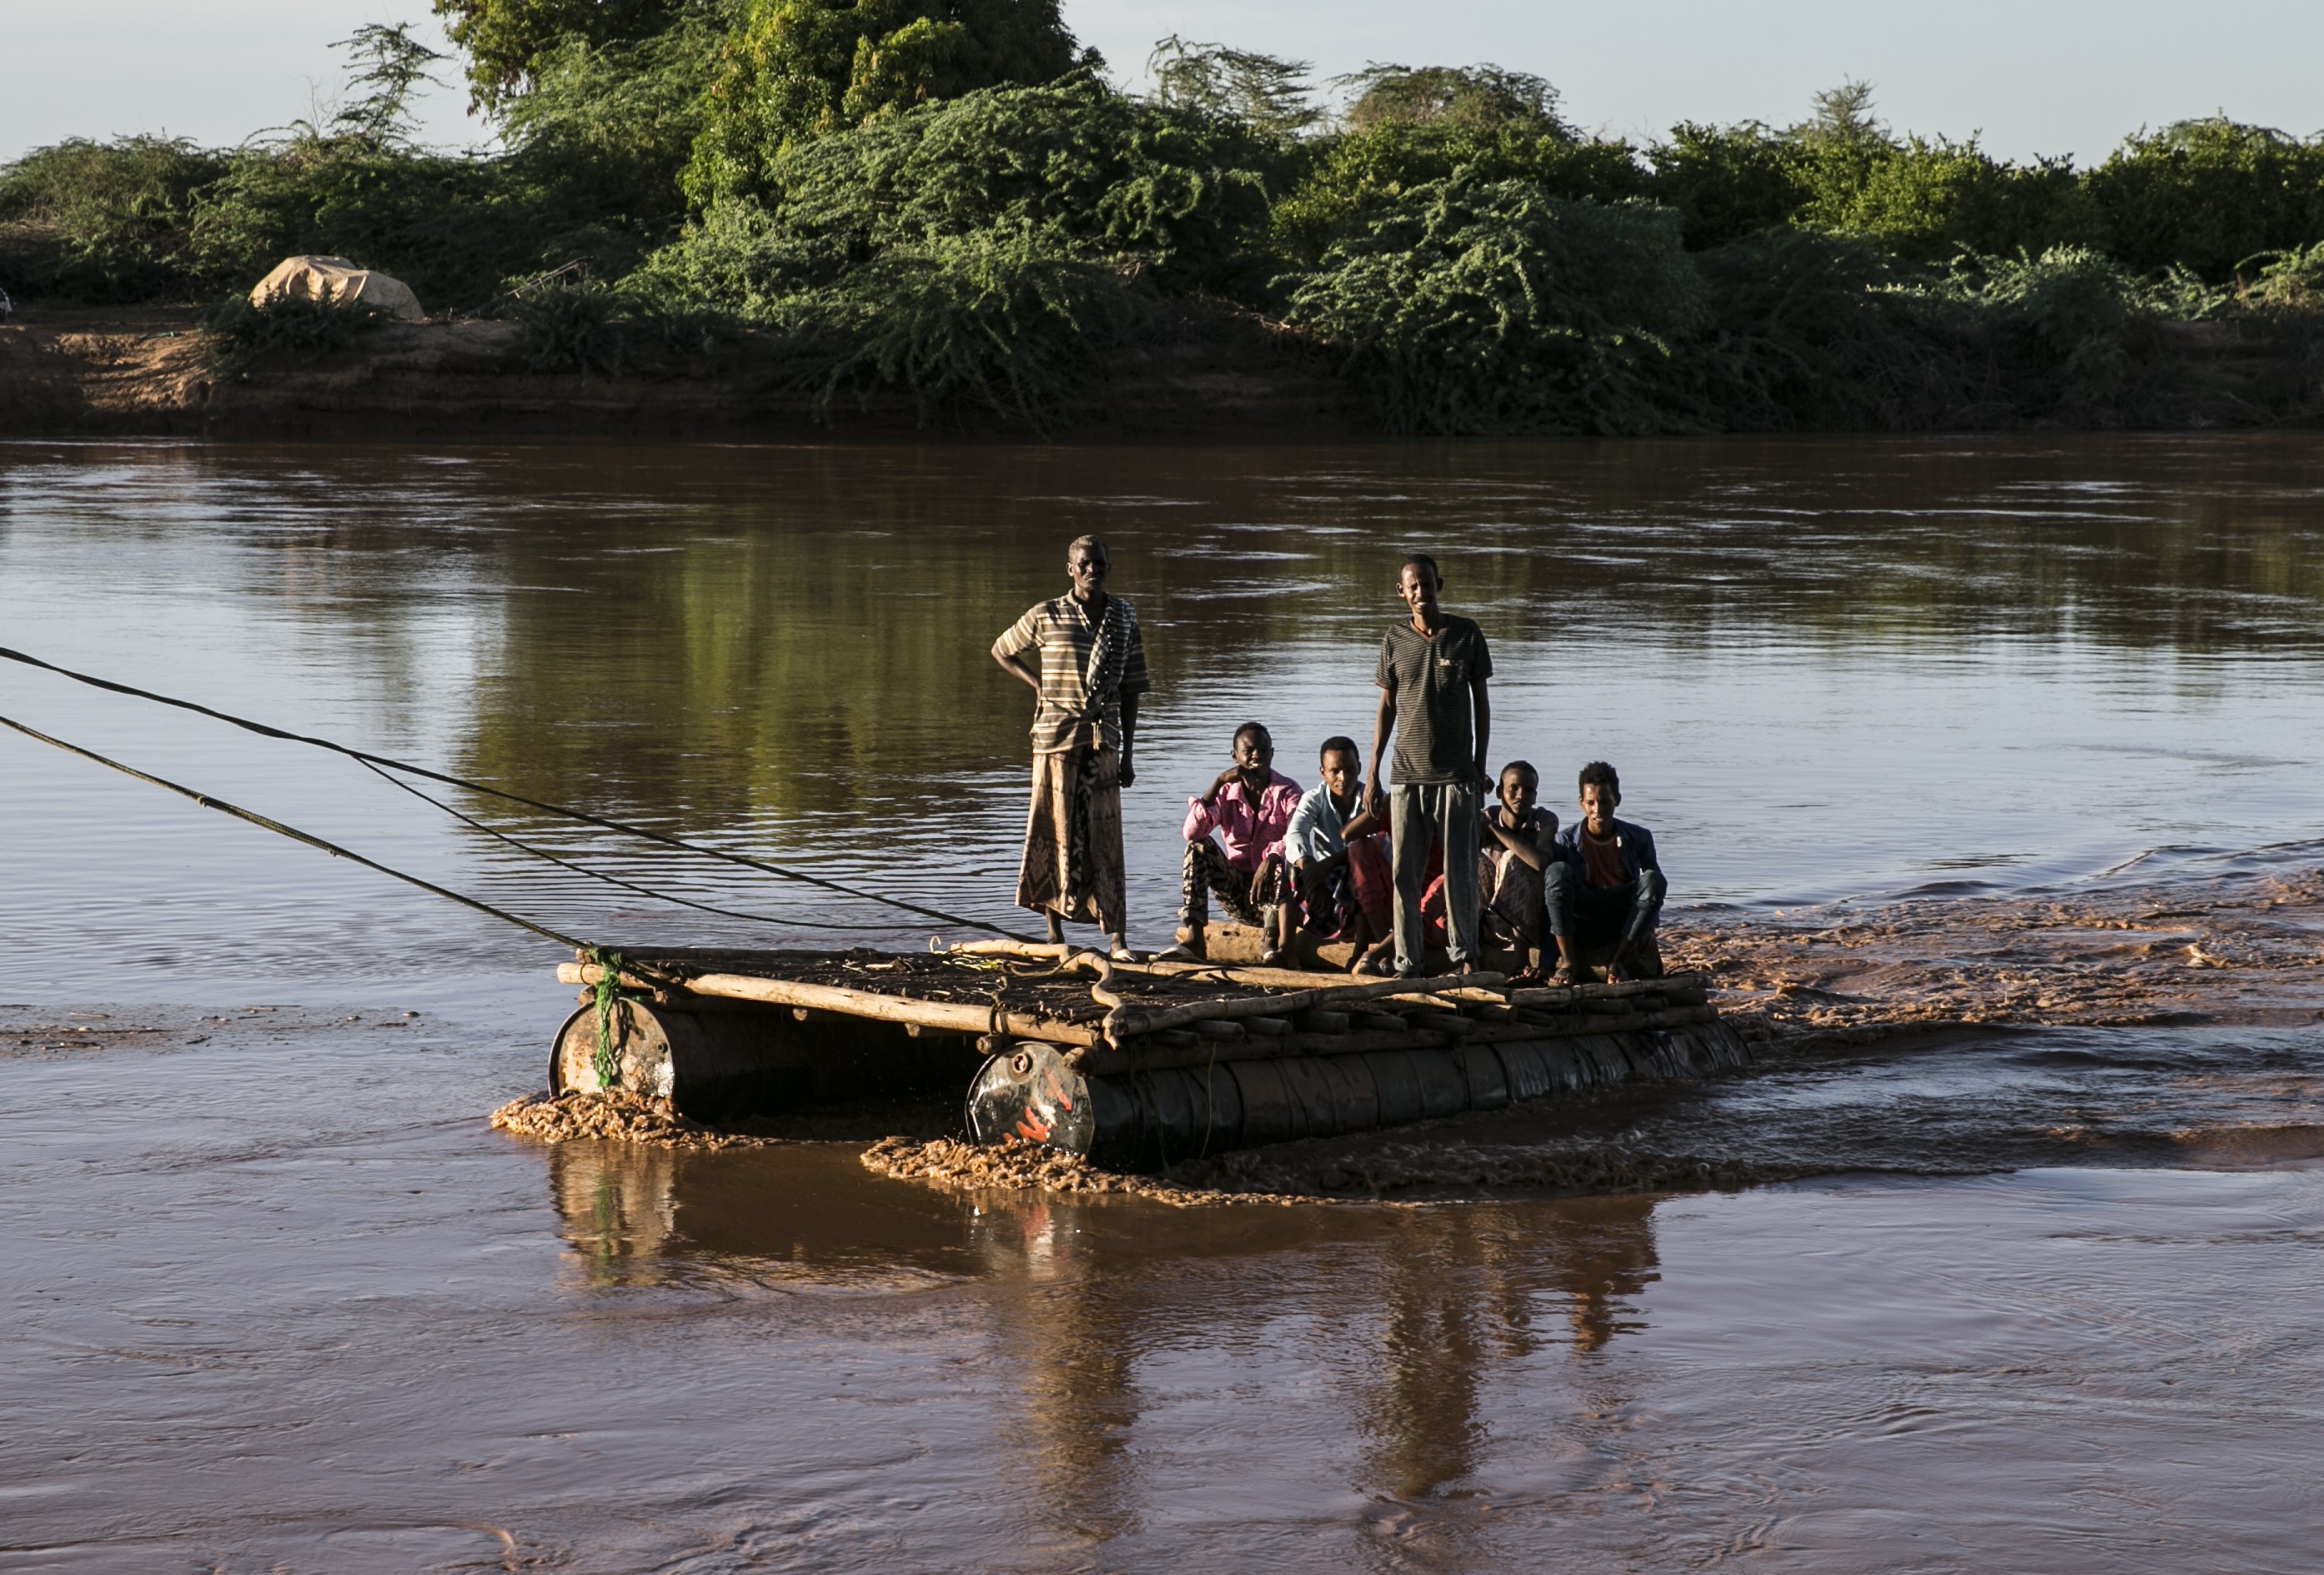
[0,645,1037,943]
[355,759,930,934]
[0,712,589,951]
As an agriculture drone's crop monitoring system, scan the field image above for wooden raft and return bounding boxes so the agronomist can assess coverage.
[555,940,1724,1078]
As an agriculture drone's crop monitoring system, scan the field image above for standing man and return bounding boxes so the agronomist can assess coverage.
[1368,554,1493,977]
[991,534,1150,960]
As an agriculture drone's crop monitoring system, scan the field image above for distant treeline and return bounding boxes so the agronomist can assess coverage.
[8,0,2324,431]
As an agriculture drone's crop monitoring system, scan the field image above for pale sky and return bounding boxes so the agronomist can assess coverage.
[6,0,2321,165]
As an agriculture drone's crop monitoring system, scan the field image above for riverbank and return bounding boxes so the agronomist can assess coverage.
[0,297,1367,443]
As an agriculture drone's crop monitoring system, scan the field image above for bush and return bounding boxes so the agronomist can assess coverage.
[0,137,228,300]
[650,74,1282,299]
[1804,138,2101,265]
[1690,227,1967,429]
[776,228,1147,429]
[2087,119,2324,280]
[681,0,1087,200]
[1644,123,1813,249]
[1273,120,1648,266]
[1285,174,1703,434]
[201,288,401,374]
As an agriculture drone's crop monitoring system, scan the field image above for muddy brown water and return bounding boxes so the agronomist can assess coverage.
[3,434,2321,1570]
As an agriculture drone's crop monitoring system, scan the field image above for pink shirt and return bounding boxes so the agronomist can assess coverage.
[1182,769,1304,873]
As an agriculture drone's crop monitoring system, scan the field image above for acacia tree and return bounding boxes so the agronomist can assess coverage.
[684,0,1090,199]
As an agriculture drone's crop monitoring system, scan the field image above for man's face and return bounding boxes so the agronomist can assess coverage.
[1320,748,1359,798]
[1068,544,1110,601]
[1233,729,1274,776]
[1500,770,1537,819]
[1579,781,1619,835]
[1398,562,1439,619]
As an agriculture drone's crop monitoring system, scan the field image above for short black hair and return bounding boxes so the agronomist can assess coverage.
[1578,760,1620,797]
[1500,760,1538,787]
[1233,720,1272,750]
[1319,735,1359,761]
[1399,553,1441,584]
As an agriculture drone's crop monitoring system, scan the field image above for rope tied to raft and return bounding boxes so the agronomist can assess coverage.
[0,645,1039,943]
[586,946,632,1091]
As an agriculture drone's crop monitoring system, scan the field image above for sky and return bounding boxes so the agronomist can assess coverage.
[5,0,2322,164]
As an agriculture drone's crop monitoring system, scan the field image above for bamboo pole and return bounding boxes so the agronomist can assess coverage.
[556,961,1101,1046]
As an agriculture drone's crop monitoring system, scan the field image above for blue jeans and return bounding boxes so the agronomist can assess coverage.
[1544,861,1665,954]
[1389,780,1481,976]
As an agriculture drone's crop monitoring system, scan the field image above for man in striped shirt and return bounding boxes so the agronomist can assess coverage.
[991,535,1151,958]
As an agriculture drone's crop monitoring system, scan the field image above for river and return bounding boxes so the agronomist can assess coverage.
[2,434,2319,1570]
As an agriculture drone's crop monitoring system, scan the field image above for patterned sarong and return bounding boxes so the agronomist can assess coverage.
[1016,744,1125,933]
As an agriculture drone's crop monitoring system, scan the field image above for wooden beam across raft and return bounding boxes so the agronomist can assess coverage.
[556,961,1102,1046]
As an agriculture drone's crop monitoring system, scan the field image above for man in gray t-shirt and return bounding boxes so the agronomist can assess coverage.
[1368,554,1493,976]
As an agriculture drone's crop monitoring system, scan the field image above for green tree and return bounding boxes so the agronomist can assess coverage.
[1147,36,1319,137]
[684,0,1089,200]
[1272,68,1644,265]
[2086,118,2324,279]
[432,0,692,108]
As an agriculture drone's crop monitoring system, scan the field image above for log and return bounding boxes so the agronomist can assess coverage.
[1102,971,1506,1041]
[1192,1018,1247,1040]
[557,962,1101,1046]
[1242,1016,1293,1037]
[1293,1009,1350,1035]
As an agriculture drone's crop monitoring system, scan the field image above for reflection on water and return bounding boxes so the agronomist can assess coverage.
[544,1136,1667,1520]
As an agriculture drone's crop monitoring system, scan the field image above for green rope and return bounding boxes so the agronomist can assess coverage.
[588,946,628,1091]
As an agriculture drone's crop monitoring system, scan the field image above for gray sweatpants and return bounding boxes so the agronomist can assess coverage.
[1389,780,1482,976]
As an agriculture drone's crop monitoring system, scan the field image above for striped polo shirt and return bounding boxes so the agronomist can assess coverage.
[991,594,1152,755]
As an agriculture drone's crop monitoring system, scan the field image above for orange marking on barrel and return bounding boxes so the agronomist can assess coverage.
[1043,1067,1073,1110]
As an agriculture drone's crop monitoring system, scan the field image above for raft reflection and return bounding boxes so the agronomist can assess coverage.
[544,1140,1663,1516]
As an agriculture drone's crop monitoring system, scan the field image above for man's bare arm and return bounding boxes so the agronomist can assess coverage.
[1119,691,1140,789]
[992,647,1042,691]
[1368,686,1396,811]
[1483,813,1546,871]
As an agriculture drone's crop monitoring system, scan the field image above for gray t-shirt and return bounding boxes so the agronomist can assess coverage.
[1375,615,1493,785]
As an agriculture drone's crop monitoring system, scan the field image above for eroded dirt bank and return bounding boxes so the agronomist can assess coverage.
[494,863,2324,1202]
[0,300,1363,442]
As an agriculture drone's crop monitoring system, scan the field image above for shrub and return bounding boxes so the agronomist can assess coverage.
[2086,119,2324,279]
[1285,174,1703,434]
[0,137,228,300]
[1644,123,1813,249]
[651,74,1282,299]
[1804,138,2101,264]
[201,287,401,374]
[1273,120,1648,266]
[1690,227,1967,429]
[681,0,1087,200]
[776,228,1146,429]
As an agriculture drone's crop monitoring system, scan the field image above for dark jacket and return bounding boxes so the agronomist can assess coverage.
[1551,818,1660,885]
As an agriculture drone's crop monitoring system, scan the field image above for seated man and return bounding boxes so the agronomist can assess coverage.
[1165,722,1303,964]
[1478,760,1560,979]
[1283,736,1394,974]
[1546,760,1665,983]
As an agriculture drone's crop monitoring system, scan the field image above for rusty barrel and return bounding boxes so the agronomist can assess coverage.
[965,1021,1751,1171]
